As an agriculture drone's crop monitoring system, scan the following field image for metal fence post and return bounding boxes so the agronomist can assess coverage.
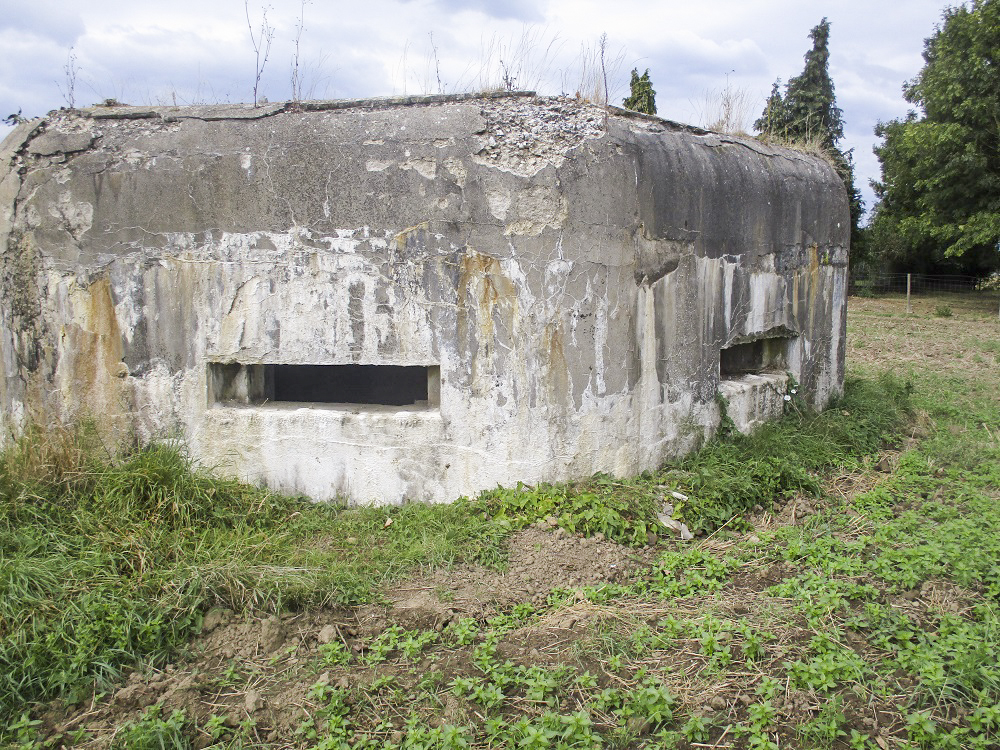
[906,273,912,313]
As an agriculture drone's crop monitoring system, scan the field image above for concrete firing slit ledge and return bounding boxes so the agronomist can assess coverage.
[208,403,442,415]
[718,372,791,435]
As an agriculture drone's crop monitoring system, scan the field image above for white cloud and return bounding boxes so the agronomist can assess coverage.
[0,1,85,47]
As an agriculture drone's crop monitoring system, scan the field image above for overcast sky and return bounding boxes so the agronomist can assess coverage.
[0,0,956,220]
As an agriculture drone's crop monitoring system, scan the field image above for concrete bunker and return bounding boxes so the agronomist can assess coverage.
[0,92,848,504]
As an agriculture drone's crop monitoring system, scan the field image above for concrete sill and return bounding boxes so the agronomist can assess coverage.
[209,402,441,416]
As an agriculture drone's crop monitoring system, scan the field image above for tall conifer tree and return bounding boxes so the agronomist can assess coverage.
[623,68,657,115]
[755,19,862,247]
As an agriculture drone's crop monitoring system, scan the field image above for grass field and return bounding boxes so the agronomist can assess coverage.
[1,291,998,749]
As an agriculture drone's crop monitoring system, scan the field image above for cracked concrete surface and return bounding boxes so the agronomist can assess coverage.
[0,93,849,504]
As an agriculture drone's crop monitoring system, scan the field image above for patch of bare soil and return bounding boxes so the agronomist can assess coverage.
[387,525,655,621]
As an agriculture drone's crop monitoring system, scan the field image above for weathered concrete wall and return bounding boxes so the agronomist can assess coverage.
[0,93,848,504]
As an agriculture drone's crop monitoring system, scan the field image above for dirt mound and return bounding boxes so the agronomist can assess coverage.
[387,525,654,623]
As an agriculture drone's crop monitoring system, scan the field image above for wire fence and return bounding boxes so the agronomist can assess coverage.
[850,272,1000,297]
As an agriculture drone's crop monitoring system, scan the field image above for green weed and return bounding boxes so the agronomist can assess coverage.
[623,681,676,731]
[798,695,848,747]
[470,473,661,547]
[445,617,480,646]
[113,705,189,750]
[318,640,351,667]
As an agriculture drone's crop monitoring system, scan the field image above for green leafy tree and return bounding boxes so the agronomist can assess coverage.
[623,68,657,115]
[755,19,862,248]
[871,0,1000,273]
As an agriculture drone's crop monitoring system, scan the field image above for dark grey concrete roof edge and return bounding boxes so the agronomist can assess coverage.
[603,104,837,168]
[73,91,698,133]
[298,89,538,112]
[606,105,838,167]
[0,119,44,168]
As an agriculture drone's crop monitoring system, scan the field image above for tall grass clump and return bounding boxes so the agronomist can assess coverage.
[0,429,507,727]
[0,433,300,721]
[694,81,755,135]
